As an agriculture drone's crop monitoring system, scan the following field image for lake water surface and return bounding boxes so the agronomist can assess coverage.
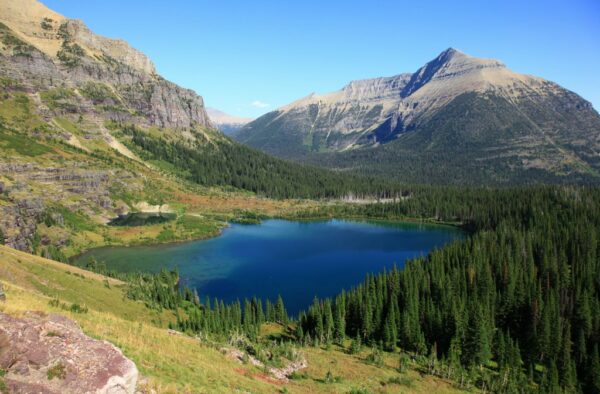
[73,219,463,314]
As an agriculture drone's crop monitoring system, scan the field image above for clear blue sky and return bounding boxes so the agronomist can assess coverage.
[43,0,600,118]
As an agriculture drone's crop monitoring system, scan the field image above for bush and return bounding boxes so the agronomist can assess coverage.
[347,388,370,394]
[47,362,66,380]
[288,371,307,380]
[69,303,88,314]
[365,346,384,367]
[57,42,85,67]
[349,334,362,354]
[41,19,53,30]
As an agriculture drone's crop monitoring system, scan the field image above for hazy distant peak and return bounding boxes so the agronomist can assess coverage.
[207,108,254,125]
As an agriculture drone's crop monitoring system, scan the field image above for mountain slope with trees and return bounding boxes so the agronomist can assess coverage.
[235,49,600,184]
[0,0,401,256]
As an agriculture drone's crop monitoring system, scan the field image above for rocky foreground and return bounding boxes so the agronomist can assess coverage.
[0,311,138,393]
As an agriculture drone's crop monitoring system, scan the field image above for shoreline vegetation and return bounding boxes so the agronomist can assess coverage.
[67,207,466,264]
[50,186,600,393]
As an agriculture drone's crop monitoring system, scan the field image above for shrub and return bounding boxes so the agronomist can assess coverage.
[365,346,384,367]
[41,20,53,30]
[47,362,66,380]
[347,388,370,394]
[57,42,85,67]
[349,334,362,354]
[69,303,88,314]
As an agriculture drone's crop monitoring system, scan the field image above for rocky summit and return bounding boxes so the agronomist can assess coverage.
[0,311,138,393]
[0,0,210,131]
[235,48,600,184]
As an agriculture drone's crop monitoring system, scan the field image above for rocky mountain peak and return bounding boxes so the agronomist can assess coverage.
[0,0,210,130]
[236,47,600,184]
[61,19,156,75]
[401,47,506,97]
[207,107,253,135]
[0,0,155,75]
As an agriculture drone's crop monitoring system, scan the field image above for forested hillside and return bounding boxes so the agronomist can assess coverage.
[119,123,402,199]
[297,187,600,393]
[116,186,600,392]
[236,49,600,185]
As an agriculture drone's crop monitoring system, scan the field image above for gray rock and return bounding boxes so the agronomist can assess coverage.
[0,312,138,393]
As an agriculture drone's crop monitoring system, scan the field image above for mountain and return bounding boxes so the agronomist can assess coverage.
[0,0,211,132]
[0,0,399,254]
[0,0,214,252]
[206,107,253,135]
[234,48,600,184]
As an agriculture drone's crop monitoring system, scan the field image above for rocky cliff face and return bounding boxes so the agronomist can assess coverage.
[0,161,136,251]
[0,0,210,130]
[235,48,600,183]
[0,311,138,394]
[0,0,218,253]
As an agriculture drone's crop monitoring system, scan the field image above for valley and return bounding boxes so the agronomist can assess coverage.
[0,0,599,393]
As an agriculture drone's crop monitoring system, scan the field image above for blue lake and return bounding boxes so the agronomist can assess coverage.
[73,219,463,314]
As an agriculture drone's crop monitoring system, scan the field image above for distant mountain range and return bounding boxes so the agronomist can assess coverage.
[206,107,253,135]
[234,48,600,184]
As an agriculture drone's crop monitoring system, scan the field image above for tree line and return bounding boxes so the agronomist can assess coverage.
[296,186,600,393]
[104,185,600,392]
[118,123,404,199]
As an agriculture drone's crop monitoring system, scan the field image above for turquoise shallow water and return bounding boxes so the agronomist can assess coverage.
[73,219,463,314]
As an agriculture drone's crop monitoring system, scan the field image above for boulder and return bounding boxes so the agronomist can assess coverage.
[0,312,138,393]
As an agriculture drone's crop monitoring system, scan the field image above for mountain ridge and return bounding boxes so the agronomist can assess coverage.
[0,0,210,132]
[0,0,155,74]
[234,48,600,184]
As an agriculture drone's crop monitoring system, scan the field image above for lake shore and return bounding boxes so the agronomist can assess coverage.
[71,218,465,314]
[67,210,466,264]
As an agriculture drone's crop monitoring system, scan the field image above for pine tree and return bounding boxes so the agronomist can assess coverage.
[589,344,600,394]
[333,299,346,345]
[275,295,288,325]
[323,299,334,344]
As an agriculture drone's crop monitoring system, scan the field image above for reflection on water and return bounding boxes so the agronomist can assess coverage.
[74,219,463,314]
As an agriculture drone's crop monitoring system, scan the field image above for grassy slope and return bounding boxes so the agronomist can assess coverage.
[0,245,468,393]
[0,87,320,259]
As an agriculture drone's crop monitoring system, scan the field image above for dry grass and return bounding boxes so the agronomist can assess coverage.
[174,190,316,216]
[0,245,470,393]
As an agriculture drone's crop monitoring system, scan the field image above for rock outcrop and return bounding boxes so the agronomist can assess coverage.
[0,311,138,394]
[0,0,211,131]
[224,347,307,383]
[0,161,138,252]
